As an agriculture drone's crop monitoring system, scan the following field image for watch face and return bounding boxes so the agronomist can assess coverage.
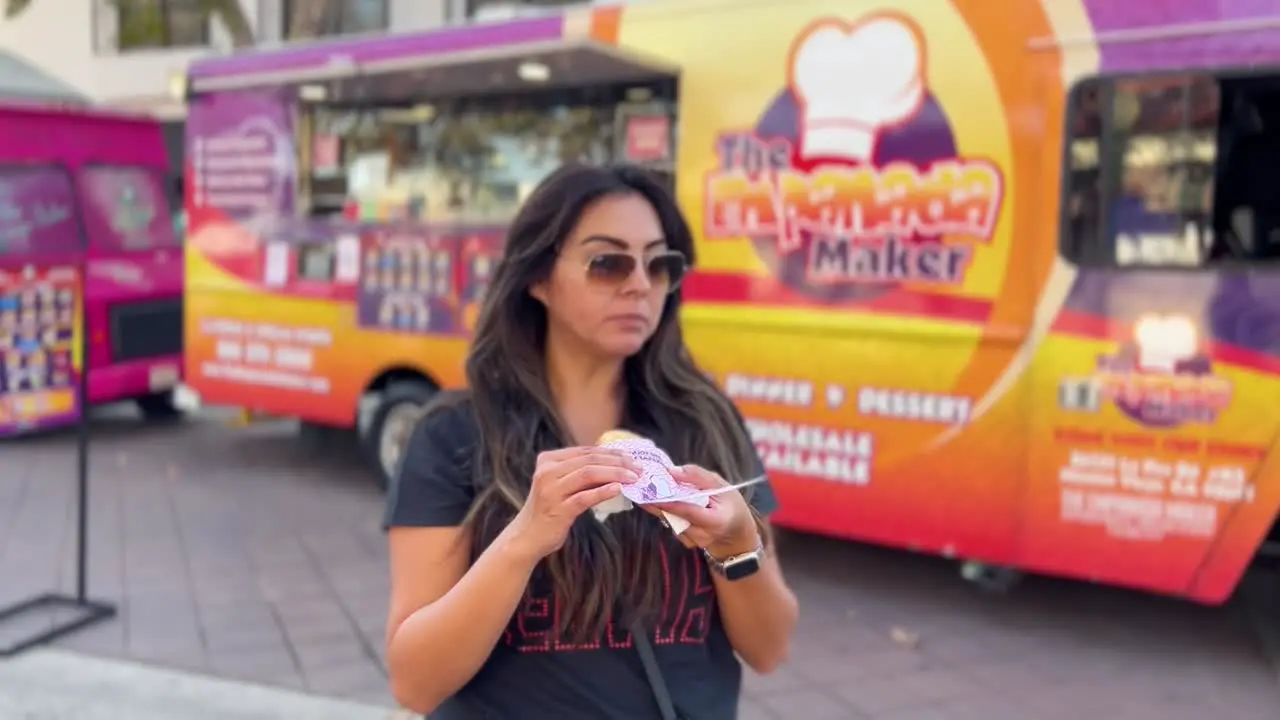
[723,555,762,581]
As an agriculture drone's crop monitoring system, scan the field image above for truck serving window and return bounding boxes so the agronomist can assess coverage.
[1062,73,1280,268]
[299,90,673,225]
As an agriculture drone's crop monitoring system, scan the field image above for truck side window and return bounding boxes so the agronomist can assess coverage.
[1063,83,1104,265]
[1060,75,1219,269]
[1211,76,1280,262]
[0,165,82,256]
[79,165,179,251]
[1062,73,1280,269]
[1108,76,1217,267]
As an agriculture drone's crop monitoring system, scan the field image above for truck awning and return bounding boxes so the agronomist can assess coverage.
[188,14,678,99]
[315,39,678,103]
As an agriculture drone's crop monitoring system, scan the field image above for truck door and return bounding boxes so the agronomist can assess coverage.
[1022,73,1280,603]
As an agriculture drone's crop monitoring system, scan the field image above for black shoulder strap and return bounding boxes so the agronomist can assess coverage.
[628,618,679,720]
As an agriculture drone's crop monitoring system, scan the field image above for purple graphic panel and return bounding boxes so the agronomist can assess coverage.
[1084,0,1280,71]
[189,17,565,81]
[185,89,296,219]
[1065,270,1280,359]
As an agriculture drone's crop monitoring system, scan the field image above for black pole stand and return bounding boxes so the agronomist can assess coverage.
[0,264,117,658]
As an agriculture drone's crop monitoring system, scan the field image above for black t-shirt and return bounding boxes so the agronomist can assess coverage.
[385,400,778,720]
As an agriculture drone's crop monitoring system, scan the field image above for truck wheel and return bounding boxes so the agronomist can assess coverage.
[365,380,436,491]
[135,391,183,422]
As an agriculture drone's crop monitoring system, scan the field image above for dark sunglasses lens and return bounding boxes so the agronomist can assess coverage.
[648,254,686,291]
[586,253,637,283]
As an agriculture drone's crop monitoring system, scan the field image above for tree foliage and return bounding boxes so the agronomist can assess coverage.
[5,0,255,47]
[199,0,255,47]
[2,0,30,19]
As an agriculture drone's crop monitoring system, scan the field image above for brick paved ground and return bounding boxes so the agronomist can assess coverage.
[1,406,1278,719]
[0,648,397,719]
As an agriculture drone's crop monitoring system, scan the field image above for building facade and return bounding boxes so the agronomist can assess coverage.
[0,0,595,176]
[0,0,484,120]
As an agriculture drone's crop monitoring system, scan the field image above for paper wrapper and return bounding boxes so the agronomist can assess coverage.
[593,430,707,534]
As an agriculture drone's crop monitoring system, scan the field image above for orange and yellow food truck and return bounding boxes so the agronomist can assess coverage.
[182,0,1280,604]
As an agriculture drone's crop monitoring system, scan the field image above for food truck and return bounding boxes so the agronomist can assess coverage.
[182,0,1280,604]
[0,105,183,437]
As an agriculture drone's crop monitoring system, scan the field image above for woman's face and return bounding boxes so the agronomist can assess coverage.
[531,192,681,360]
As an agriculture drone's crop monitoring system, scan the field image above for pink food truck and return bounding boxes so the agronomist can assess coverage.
[0,104,183,436]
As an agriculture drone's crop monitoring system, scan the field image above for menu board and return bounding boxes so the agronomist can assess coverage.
[186,89,296,217]
[0,265,80,435]
[615,102,674,165]
[456,227,504,334]
[357,226,459,335]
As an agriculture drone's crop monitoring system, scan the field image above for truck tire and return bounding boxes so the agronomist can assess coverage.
[135,391,183,422]
[365,380,436,492]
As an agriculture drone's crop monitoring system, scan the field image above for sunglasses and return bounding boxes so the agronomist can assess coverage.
[585,250,687,293]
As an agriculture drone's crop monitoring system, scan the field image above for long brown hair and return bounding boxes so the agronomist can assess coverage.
[457,163,761,642]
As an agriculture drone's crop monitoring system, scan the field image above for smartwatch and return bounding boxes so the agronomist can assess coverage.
[704,541,765,581]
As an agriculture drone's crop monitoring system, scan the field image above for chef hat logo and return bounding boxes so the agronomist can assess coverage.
[787,13,927,163]
[1133,314,1199,373]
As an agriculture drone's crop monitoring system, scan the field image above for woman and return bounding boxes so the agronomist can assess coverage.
[384,163,798,719]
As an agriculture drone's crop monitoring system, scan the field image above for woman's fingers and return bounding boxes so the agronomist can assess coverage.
[555,462,639,497]
[670,464,728,490]
[650,500,720,529]
[535,448,638,477]
[566,481,623,514]
[539,452,638,491]
[527,447,643,519]
[540,449,629,474]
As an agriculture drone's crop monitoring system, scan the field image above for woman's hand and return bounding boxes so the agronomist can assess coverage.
[649,465,760,558]
[506,447,640,561]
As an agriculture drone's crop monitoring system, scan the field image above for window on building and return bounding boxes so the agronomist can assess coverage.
[283,0,389,40]
[467,0,593,21]
[1061,73,1280,268]
[114,0,209,51]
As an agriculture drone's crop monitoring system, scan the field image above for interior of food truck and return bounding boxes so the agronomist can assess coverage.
[1063,72,1280,269]
[283,39,681,225]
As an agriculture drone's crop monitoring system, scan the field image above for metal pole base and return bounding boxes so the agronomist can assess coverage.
[0,592,117,658]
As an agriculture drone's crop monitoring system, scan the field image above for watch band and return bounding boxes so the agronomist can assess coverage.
[703,540,765,575]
